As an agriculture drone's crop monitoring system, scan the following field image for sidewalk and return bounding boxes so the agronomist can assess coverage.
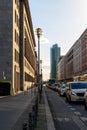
[12,87,55,130]
[43,87,55,130]
[35,87,55,130]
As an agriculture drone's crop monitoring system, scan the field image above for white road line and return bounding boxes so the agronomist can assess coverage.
[80,117,87,122]
[74,111,81,116]
[73,116,87,130]
[70,108,76,111]
[64,117,70,122]
[57,117,63,122]
[67,105,72,108]
[57,117,70,122]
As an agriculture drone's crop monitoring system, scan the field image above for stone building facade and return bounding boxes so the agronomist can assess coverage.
[0,0,37,94]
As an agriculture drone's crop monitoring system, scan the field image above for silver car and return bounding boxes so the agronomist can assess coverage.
[66,82,87,102]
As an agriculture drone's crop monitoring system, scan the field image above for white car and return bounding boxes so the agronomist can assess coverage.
[52,82,61,91]
[66,82,87,102]
[58,84,66,96]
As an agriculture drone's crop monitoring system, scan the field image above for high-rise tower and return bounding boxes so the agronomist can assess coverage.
[50,44,60,79]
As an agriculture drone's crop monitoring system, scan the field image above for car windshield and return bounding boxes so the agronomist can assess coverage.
[71,82,87,89]
[62,84,65,88]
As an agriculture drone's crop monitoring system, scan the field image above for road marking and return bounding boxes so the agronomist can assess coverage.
[80,117,87,122]
[64,117,70,122]
[57,117,63,122]
[70,108,76,111]
[67,105,72,108]
[72,116,87,130]
[74,111,81,116]
[57,117,70,122]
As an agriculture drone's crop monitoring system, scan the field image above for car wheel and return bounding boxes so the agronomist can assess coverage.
[68,96,71,102]
[59,93,62,96]
[66,96,68,102]
[84,100,87,110]
[66,96,70,102]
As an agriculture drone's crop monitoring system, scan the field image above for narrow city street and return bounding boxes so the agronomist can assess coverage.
[45,87,87,130]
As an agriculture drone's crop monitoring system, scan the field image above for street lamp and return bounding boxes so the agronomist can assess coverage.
[36,28,42,95]
[40,60,43,92]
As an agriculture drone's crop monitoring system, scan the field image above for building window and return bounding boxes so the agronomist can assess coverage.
[15,0,16,4]
[15,49,19,63]
[15,29,19,45]
[15,29,16,42]
[15,10,19,28]
[15,10,16,23]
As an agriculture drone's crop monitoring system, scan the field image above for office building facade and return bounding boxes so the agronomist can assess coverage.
[57,29,87,82]
[0,0,37,95]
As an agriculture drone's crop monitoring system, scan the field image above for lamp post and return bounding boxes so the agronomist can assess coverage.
[40,60,43,93]
[36,28,42,96]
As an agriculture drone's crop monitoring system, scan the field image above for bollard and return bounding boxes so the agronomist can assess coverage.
[33,105,37,114]
[29,112,34,129]
[22,122,28,130]
[32,105,37,127]
[39,89,42,102]
[34,87,36,96]
[35,97,38,110]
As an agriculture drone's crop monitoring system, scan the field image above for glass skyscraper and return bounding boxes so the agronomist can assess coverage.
[50,44,60,79]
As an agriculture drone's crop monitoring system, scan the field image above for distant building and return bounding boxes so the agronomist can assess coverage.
[50,44,61,79]
[57,29,87,82]
[0,0,37,95]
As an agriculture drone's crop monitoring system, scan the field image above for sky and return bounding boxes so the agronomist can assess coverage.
[29,0,87,81]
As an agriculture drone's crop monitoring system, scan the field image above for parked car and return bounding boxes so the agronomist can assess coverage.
[66,82,87,102]
[58,83,66,96]
[84,90,87,110]
[53,82,61,91]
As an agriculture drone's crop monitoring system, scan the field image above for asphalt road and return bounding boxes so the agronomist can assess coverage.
[45,87,87,130]
[0,88,36,130]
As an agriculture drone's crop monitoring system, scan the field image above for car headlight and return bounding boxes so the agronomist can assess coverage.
[71,91,77,96]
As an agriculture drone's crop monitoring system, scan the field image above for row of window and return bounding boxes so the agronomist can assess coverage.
[15,10,19,29]
[24,15,34,50]
[25,16,30,41]
[25,60,34,74]
[24,31,35,70]
[25,72,34,82]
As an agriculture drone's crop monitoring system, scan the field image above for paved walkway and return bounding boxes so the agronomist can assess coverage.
[0,87,36,130]
[12,87,55,130]
[11,88,38,130]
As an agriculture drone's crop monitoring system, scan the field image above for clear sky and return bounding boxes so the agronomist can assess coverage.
[29,0,87,81]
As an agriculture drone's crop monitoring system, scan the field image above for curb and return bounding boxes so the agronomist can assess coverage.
[44,87,55,130]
